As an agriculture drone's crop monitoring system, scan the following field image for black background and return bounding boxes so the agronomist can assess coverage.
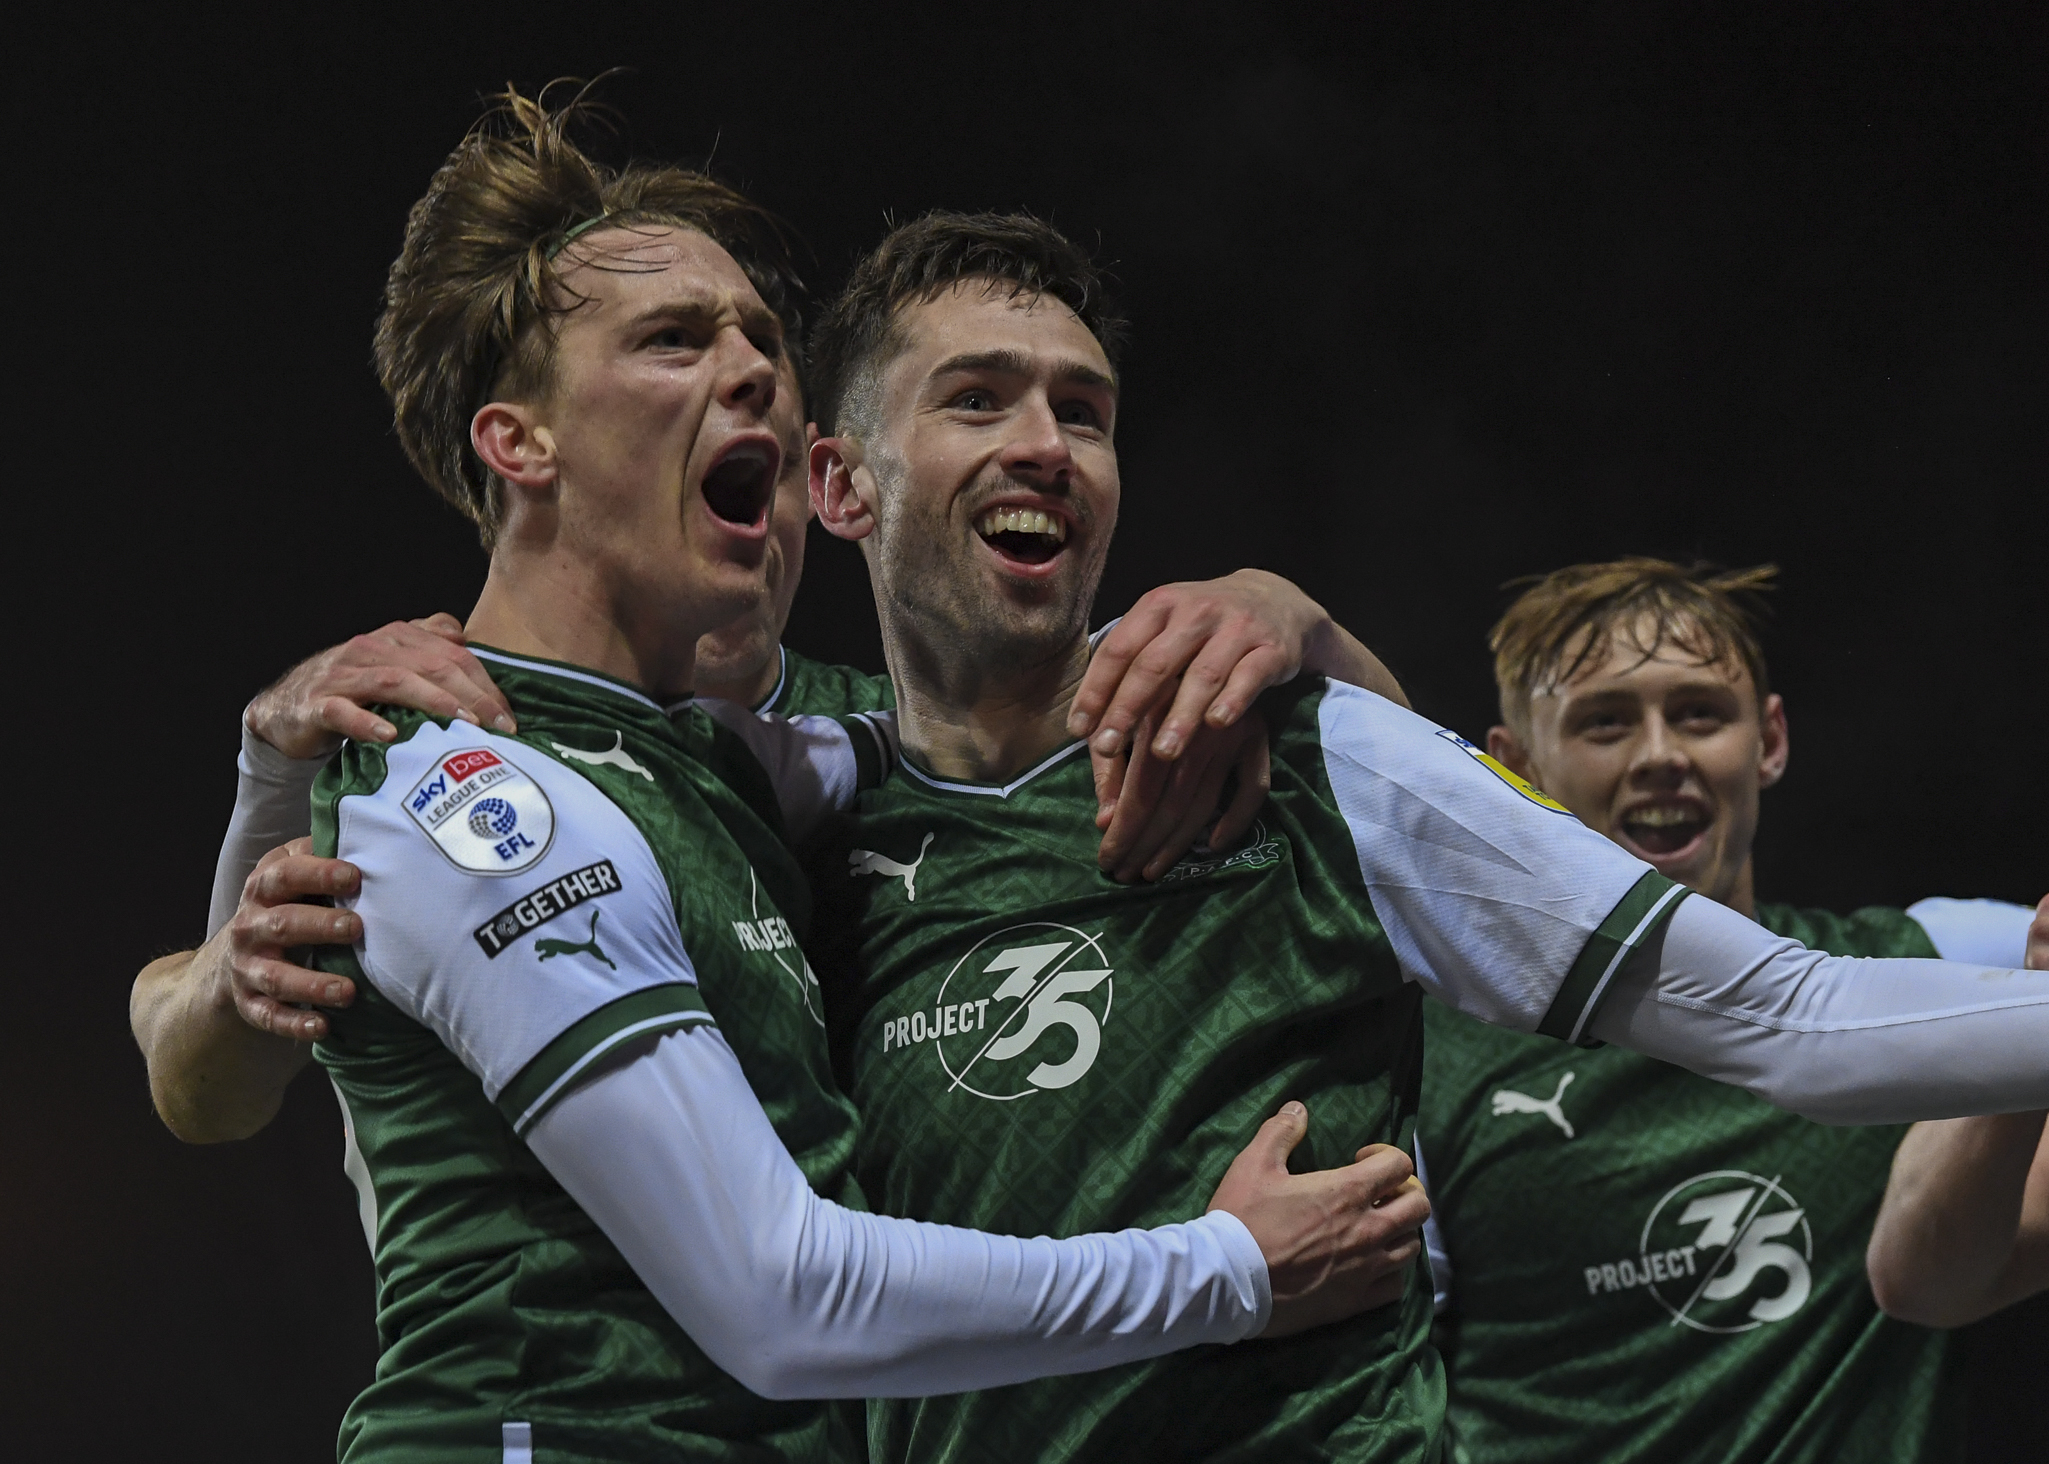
[12,5,2046,1458]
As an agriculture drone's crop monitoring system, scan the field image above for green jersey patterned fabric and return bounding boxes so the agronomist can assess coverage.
[758,646,896,718]
[1420,904,1960,1464]
[311,648,871,1464]
[809,682,1452,1464]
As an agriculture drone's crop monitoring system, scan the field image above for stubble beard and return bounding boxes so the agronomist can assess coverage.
[873,475,1100,700]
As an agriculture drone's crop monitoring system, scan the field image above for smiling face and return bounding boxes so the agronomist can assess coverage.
[851,279,1119,673]
[518,225,789,648]
[1490,614,1789,911]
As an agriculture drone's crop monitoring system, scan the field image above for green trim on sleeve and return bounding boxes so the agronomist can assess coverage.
[836,712,896,790]
[1536,871,1692,1046]
[495,982,716,1135]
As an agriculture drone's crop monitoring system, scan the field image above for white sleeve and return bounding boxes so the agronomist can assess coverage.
[341,723,1267,1396]
[528,1025,1267,1400]
[697,698,899,844]
[206,725,323,937]
[1587,893,2049,1124]
[1907,897,2036,969]
[1314,680,1683,1035]
[1412,1137,1454,1315]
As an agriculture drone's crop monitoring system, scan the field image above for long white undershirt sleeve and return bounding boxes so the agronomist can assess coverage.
[206,726,322,937]
[527,1022,1267,1399]
[1587,893,2049,1125]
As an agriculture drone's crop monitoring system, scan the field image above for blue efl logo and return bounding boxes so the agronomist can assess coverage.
[468,797,519,840]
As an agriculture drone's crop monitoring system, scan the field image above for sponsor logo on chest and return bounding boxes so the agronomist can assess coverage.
[403,746,554,873]
[879,922,1115,1100]
[1582,1168,1814,1333]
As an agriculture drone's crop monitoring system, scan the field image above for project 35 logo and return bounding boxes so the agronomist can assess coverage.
[1584,1169,1813,1333]
[878,922,1114,1100]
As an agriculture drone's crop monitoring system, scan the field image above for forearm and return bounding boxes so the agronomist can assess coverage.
[1867,1113,2048,1326]
[130,949,310,1142]
[208,726,323,936]
[529,1026,1267,1399]
[1588,895,2049,1124]
[1303,620,1410,709]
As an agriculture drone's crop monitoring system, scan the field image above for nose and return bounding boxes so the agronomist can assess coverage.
[1627,713,1690,786]
[715,327,779,418]
[997,393,1074,487]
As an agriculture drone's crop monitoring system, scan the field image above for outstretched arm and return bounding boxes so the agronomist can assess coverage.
[534,1034,1427,1397]
[1309,682,2049,1124]
[1866,896,2049,1326]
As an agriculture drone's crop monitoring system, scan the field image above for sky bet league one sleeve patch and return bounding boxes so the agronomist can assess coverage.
[1434,729,1575,814]
[402,746,556,874]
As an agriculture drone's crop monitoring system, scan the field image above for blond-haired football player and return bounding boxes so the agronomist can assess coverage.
[1417,557,2040,1464]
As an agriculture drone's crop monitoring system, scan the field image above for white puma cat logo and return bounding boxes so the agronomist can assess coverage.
[848,833,935,902]
[551,730,654,782]
[1490,1071,1577,1138]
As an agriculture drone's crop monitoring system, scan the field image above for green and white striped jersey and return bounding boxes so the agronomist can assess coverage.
[1420,904,1961,1464]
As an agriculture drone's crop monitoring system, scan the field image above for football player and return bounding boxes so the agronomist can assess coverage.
[1415,557,2041,1463]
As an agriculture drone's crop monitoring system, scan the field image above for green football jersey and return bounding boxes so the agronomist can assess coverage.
[806,679,1691,1464]
[758,646,896,718]
[311,647,880,1463]
[1419,904,1960,1464]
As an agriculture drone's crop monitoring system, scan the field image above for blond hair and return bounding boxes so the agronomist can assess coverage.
[1490,557,1777,736]
[372,79,802,545]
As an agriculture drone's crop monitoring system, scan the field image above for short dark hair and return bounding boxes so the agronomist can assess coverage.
[807,211,1126,438]
[373,79,805,546]
[1490,557,1778,737]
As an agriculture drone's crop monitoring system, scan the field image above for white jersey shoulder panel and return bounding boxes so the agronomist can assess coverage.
[336,722,697,1101]
[1313,679,1661,1030]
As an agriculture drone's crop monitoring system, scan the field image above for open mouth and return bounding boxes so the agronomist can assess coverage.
[1619,801,1711,857]
[974,506,1068,566]
[701,440,779,528]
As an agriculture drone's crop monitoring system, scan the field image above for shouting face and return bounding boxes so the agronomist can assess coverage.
[824,279,1120,676]
[1490,615,1789,910]
[485,225,791,661]
[692,352,813,702]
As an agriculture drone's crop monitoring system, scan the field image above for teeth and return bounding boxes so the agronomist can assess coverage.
[1627,805,1703,828]
[975,507,1066,542]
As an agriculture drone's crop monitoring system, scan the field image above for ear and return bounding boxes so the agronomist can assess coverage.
[810,435,876,542]
[1487,724,1538,779]
[1757,692,1790,788]
[471,402,558,493]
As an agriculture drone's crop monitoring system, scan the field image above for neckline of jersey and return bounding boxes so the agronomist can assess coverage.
[469,644,696,717]
[750,644,790,715]
[897,736,1090,799]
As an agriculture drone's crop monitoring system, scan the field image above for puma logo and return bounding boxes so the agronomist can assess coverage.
[1490,1071,1576,1138]
[552,731,653,782]
[848,833,935,902]
[535,909,616,970]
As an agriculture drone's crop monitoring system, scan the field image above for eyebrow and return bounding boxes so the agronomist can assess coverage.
[928,348,1116,393]
[622,297,784,342]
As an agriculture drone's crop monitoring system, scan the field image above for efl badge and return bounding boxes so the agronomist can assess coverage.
[403,746,555,874]
[1435,729,1574,814]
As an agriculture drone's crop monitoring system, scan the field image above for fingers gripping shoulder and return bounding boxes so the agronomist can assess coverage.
[332,722,709,1132]
[1312,680,1679,1032]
